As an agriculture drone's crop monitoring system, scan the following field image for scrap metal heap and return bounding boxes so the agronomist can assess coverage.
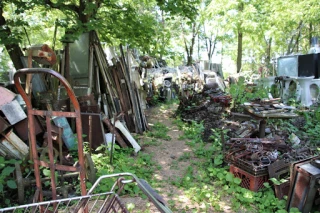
[178,73,320,212]
[0,31,152,204]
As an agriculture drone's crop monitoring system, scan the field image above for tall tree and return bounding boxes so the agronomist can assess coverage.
[236,1,244,73]
[157,0,201,65]
[0,2,24,70]
[202,25,219,68]
[208,0,249,73]
[0,0,162,70]
[181,22,201,65]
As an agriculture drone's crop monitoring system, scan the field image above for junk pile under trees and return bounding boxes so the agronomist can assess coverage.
[177,68,229,141]
[142,66,180,104]
[224,137,317,190]
[177,68,320,210]
[0,30,148,205]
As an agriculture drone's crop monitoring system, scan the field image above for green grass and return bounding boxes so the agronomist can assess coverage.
[171,118,287,213]
[141,138,160,146]
[145,122,171,140]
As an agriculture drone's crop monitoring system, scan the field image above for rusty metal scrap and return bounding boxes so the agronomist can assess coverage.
[225,134,317,181]
[0,116,10,133]
[14,117,43,141]
[286,157,320,212]
[81,112,106,149]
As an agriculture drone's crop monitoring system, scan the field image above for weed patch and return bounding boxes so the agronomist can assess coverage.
[91,145,158,195]
[146,122,171,140]
[175,119,287,212]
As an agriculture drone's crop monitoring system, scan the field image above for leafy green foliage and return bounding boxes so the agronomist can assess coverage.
[227,77,268,108]
[272,107,320,148]
[156,0,200,22]
[0,48,13,73]
[0,157,20,207]
[270,178,288,186]
[91,145,157,195]
[177,120,204,144]
[300,108,320,145]
[174,119,288,212]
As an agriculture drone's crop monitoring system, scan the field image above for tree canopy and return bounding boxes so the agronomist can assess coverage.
[1,0,320,74]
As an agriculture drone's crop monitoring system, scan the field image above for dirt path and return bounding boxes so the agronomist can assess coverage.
[124,103,233,212]
[143,104,196,211]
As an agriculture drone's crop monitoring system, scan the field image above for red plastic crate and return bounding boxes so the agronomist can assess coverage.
[230,164,269,192]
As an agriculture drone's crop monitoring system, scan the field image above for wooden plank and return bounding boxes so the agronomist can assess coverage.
[112,65,135,132]
[133,82,148,132]
[119,45,142,133]
[93,44,116,114]
[101,113,128,148]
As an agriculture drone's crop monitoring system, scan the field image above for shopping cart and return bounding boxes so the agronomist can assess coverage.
[0,173,172,213]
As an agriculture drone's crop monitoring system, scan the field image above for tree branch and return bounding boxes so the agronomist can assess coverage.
[0,5,24,70]
[286,20,303,54]
[292,21,303,52]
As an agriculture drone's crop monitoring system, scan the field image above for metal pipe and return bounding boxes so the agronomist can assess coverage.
[87,45,94,96]
[110,114,116,165]
[89,115,92,154]
[45,115,57,203]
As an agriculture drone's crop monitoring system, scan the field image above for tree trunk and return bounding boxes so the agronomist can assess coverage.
[187,56,193,66]
[309,23,313,47]
[184,39,191,66]
[0,6,24,70]
[160,10,165,59]
[79,0,89,23]
[182,23,199,66]
[265,37,272,69]
[189,36,195,65]
[286,21,303,54]
[237,30,243,73]
[207,36,217,70]
[236,2,244,74]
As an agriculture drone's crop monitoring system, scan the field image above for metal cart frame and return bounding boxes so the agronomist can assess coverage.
[0,173,172,213]
[14,68,87,202]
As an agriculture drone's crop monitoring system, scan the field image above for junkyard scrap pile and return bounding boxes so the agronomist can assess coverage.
[1,29,320,212]
[178,74,320,212]
[0,31,150,205]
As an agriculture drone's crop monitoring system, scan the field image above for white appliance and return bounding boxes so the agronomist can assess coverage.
[295,76,314,107]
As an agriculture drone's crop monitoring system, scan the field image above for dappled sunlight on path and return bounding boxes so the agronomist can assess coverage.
[136,103,234,213]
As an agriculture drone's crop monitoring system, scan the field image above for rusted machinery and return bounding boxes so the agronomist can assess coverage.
[225,137,317,192]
